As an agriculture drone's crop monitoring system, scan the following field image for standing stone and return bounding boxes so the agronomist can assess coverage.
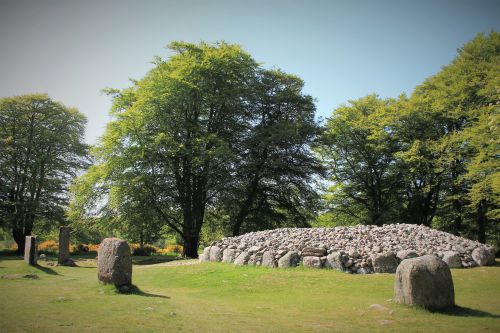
[234,251,250,266]
[303,256,322,268]
[97,238,132,287]
[24,236,37,265]
[394,255,454,310]
[472,247,495,266]
[261,251,277,268]
[222,249,236,263]
[209,246,223,262]
[442,251,462,268]
[58,226,71,265]
[200,246,211,262]
[278,251,300,268]
[325,252,344,270]
[372,252,398,273]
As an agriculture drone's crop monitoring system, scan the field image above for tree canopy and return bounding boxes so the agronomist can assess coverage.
[0,94,88,252]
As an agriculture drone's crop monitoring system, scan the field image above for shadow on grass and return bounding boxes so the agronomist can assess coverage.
[34,264,61,276]
[118,284,170,299]
[436,306,500,318]
[132,256,178,266]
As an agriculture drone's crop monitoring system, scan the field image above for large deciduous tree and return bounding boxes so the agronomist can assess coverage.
[0,94,88,253]
[70,42,322,257]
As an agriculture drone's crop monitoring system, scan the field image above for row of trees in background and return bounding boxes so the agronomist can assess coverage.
[0,32,498,256]
[317,32,499,246]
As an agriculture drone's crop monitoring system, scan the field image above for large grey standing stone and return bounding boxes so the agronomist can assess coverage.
[209,246,223,262]
[97,238,132,287]
[442,251,462,268]
[302,256,322,268]
[24,236,37,265]
[278,251,300,268]
[200,246,211,262]
[58,226,71,265]
[394,255,455,310]
[234,251,250,266]
[222,249,237,263]
[261,251,277,268]
[472,247,495,266]
[325,252,344,270]
[372,252,398,273]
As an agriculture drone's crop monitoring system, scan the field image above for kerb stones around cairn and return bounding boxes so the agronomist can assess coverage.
[261,251,277,268]
[58,226,72,266]
[97,238,132,288]
[472,247,495,266]
[200,246,211,262]
[303,256,322,268]
[372,252,398,273]
[222,249,236,263]
[209,246,223,262]
[278,251,300,268]
[394,255,455,310]
[24,236,37,266]
[301,247,327,257]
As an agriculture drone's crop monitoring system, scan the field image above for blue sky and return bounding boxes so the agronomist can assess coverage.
[1,0,499,144]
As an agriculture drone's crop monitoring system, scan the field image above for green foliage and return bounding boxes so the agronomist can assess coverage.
[318,32,499,246]
[0,94,88,251]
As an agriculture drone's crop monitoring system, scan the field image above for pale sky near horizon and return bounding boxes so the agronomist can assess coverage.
[1,0,499,144]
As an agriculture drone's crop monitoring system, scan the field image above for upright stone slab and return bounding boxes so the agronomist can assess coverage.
[24,236,37,265]
[97,238,132,287]
[394,255,454,310]
[58,226,71,265]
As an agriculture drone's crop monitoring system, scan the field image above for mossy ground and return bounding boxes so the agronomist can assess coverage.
[0,255,498,332]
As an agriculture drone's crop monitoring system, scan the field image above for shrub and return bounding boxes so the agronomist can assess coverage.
[38,240,58,254]
[157,244,183,255]
[131,244,158,256]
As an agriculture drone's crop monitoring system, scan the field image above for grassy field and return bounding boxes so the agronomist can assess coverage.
[0,255,499,333]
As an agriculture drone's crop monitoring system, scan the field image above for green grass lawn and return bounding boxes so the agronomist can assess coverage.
[0,255,499,333]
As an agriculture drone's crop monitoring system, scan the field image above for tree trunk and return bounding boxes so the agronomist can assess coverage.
[182,233,199,258]
[12,226,25,255]
[477,199,487,244]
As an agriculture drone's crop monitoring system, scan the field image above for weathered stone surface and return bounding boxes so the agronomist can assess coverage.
[472,247,495,266]
[24,236,37,265]
[302,256,322,268]
[278,251,300,268]
[234,251,250,266]
[209,223,491,273]
[222,249,236,263]
[209,246,223,262]
[261,251,277,268]
[325,252,344,270]
[396,250,418,261]
[97,238,132,287]
[442,251,462,268]
[372,252,398,273]
[58,226,71,265]
[200,246,211,262]
[301,247,327,257]
[394,255,454,310]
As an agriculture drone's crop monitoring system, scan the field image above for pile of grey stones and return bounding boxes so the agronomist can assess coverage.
[200,224,496,273]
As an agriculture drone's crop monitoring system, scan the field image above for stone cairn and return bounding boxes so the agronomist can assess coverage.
[58,226,75,266]
[24,235,37,266]
[200,224,496,274]
[97,238,133,288]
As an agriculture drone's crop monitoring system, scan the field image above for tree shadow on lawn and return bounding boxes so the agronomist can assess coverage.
[33,264,61,276]
[132,256,178,266]
[436,306,500,318]
[118,284,170,299]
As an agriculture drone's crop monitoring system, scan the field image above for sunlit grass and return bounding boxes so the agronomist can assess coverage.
[0,256,498,333]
